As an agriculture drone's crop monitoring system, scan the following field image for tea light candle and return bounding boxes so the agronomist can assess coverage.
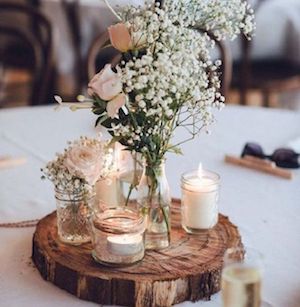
[181,164,220,233]
[91,208,146,266]
[107,234,143,256]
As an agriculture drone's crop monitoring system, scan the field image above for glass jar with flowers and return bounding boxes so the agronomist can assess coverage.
[55,1,254,249]
[137,159,170,249]
[42,136,113,245]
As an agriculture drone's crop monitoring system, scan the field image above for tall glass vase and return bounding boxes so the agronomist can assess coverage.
[137,160,171,250]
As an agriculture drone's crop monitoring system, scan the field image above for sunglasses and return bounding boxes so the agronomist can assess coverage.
[241,142,300,169]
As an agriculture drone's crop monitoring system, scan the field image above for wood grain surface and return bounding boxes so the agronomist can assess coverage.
[32,199,242,307]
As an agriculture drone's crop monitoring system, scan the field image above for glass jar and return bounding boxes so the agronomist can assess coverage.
[55,188,94,245]
[181,169,220,233]
[221,247,270,307]
[91,208,146,266]
[137,160,171,250]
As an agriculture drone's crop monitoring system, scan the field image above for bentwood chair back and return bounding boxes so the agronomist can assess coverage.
[86,30,121,82]
[0,2,53,106]
[60,0,83,98]
[232,0,300,107]
[197,29,232,98]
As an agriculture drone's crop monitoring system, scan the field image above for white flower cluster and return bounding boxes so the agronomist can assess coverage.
[111,3,227,155]
[41,136,113,194]
[163,0,255,40]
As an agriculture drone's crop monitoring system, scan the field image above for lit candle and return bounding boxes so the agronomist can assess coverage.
[107,234,143,256]
[91,208,146,266]
[95,174,124,209]
[95,143,129,209]
[181,163,220,233]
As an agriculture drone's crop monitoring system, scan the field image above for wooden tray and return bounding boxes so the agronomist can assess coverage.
[32,199,242,307]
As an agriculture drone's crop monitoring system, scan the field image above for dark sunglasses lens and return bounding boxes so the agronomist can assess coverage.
[272,149,299,168]
[241,143,264,158]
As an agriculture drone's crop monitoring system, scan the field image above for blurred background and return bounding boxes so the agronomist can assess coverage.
[0,0,300,109]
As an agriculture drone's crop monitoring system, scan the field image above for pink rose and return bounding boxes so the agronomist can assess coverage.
[108,23,133,52]
[88,64,122,100]
[106,93,126,118]
[64,145,103,185]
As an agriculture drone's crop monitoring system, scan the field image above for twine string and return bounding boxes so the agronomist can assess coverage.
[0,219,39,228]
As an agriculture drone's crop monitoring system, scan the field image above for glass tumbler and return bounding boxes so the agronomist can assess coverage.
[222,247,272,307]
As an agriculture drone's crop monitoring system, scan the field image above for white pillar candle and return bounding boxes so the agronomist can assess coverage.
[181,164,220,233]
[95,173,124,209]
[107,234,143,256]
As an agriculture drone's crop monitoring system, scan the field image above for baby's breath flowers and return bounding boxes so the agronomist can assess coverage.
[41,137,114,194]
[55,1,254,243]
[56,1,254,165]
[55,0,254,187]
[163,0,255,40]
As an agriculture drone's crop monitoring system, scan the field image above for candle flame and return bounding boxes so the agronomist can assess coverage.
[197,163,203,178]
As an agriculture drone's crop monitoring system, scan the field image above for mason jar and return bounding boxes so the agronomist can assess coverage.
[55,188,94,245]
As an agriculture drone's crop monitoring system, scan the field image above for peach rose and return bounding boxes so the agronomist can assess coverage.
[88,64,122,100]
[108,23,133,52]
[106,93,126,118]
[64,145,102,185]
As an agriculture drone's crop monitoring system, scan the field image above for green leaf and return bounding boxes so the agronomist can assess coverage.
[108,136,123,146]
[95,115,109,127]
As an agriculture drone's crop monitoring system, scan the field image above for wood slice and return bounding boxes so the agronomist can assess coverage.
[32,199,242,307]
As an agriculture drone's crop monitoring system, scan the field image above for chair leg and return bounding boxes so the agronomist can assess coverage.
[262,90,270,107]
[262,89,277,108]
[240,86,247,105]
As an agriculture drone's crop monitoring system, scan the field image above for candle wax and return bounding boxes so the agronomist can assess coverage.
[182,173,219,230]
[185,176,216,192]
[107,234,143,256]
[96,174,124,207]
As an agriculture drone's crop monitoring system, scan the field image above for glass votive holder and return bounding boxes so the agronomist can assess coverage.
[55,188,94,245]
[181,169,220,234]
[91,208,146,266]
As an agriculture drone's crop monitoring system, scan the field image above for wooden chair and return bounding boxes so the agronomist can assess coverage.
[197,29,232,98]
[87,29,232,98]
[86,31,121,81]
[232,0,300,107]
[0,2,53,106]
[61,0,83,97]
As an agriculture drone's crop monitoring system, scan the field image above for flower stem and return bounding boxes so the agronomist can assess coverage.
[102,0,122,21]
[125,182,134,206]
[159,187,171,242]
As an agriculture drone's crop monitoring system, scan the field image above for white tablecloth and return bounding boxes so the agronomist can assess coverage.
[0,105,300,307]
